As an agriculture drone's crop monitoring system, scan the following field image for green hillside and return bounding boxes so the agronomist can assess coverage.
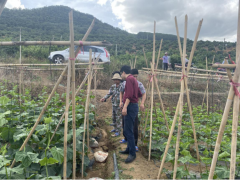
[0,5,237,70]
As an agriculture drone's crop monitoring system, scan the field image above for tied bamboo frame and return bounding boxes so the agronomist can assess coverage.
[7,10,104,179]
[208,0,240,178]
[157,16,203,179]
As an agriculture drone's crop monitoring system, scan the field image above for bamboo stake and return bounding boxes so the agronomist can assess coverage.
[63,12,74,179]
[212,64,236,68]
[0,62,107,67]
[19,28,22,105]
[202,55,215,109]
[153,76,169,132]
[173,15,188,179]
[208,0,240,177]
[69,11,77,179]
[156,39,163,68]
[148,21,156,161]
[82,49,93,178]
[0,41,111,46]
[10,66,68,168]
[142,67,232,77]
[143,47,148,68]
[157,100,180,179]
[87,63,94,148]
[230,77,240,179]
[206,57,209,114]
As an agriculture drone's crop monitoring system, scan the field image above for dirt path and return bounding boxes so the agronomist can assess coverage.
[85,89,170,179]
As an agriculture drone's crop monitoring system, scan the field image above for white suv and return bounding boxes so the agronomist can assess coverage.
[48,46,110,64]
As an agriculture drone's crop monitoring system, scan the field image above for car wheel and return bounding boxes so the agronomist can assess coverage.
[53,55,64,64]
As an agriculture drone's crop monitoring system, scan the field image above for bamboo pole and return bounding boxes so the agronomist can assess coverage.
[153,76,169,132]
[0,41,111,46]
[173,15,188,179]
[0,62,107,67]
[212,64,236,68]
[143,47,148,68]
[10,66,68,168]
[156,39,163,69]
[186,19,203,76]
[63,13,74,179]
[82,49,93,178]
[202,55,215,109]
[148,21,156,161]
[19,28,22,105]
[87,61,94,148]
[206,57,209,114]
[157,100,180,179]
[69,11,77,179]
[142,67,231,77]
[176,65,234,75]
[208,0,240,177]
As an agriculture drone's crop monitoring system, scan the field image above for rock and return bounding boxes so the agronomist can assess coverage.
[94,151,108,163]
[90,138,99,148]
[102,145,109,152]
[93,147,103,153]
[89,178,104,180]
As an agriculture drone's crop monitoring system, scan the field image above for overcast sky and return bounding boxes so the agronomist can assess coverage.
[5,0,239,42]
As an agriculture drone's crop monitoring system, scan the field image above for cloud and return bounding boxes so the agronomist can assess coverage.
[21,0,120,28]
[19,0,239,42]
[110,0,238,41]
[6,0,25,9]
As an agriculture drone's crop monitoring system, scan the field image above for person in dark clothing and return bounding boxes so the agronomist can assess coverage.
[119,65,139,163]
[119,69,146,152]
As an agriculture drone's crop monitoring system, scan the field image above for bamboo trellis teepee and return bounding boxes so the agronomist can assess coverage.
[156,15,204,179]
[0,10,111,179]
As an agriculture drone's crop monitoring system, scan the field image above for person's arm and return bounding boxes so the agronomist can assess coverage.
[100,86,113,102]
[119,91,123,108]
[140,93,146,111]
[122,98,130,116]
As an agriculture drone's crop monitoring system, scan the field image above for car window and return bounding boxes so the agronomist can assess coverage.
[96,48,104,53]
[83,46,97,52]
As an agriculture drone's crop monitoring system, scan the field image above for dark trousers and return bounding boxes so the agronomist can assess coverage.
[123,103,138,156]
[163,63,168,70]
[122,115,138,146]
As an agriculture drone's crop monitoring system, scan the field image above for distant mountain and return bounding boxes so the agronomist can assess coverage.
[0,6,237,68]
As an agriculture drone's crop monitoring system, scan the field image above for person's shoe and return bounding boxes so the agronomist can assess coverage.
[119,139,127,143]
[119,150,129,154]
[125,155,136,163]
[110,129,116,133]
[111,132,119,137]
[135,146,139,152]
